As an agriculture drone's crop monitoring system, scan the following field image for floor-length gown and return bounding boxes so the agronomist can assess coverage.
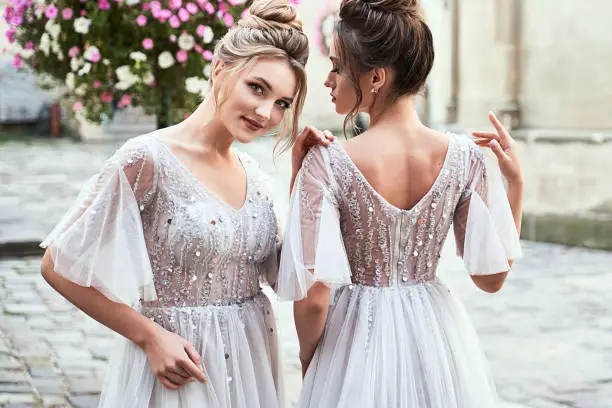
[278,133,522,408]
[42,134,283,408]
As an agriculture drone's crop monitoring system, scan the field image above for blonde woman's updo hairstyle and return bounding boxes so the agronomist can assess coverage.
[212,0,309,151]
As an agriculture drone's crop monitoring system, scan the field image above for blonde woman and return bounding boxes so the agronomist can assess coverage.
[40,1,331,406]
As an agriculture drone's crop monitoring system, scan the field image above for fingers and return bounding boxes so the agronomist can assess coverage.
[488,139,508,162]
[179,357,207,383]
[487,112,510,143]
[323,129,335,142]
[165,371,194,386]
[159,376,181,390]
[184,343,201,366]
[471,131,500,141]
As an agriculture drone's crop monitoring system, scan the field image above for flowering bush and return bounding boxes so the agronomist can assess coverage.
[3,0,300,126]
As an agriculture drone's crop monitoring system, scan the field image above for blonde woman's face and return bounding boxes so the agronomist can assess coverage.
[217,57,297,144]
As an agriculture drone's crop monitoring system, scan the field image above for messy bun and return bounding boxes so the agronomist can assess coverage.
[335,0,434,130]
[240,0,303,31]
[357,0,421,19]
[213,0,309,151]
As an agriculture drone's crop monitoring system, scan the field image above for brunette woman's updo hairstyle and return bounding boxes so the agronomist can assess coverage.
[335,0,434,129]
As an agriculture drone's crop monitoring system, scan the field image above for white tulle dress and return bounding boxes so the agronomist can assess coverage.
[41,134,283,408]
[278,134,522,408]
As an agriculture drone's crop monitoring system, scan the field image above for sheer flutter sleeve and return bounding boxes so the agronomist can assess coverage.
[40,137,158,305]
[277,145,352,300]
[453,139,522,276]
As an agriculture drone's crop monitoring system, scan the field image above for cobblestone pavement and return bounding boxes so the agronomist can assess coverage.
[1,137,611,408]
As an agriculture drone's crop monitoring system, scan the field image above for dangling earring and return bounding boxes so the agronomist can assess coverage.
[371,88,378,94]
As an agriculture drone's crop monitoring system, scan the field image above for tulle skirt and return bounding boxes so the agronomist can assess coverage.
[299,279,498,408]
[98,293,283,408]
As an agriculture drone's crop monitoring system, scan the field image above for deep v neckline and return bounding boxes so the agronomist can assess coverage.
[335,134,454,213]
[155,137,250,212]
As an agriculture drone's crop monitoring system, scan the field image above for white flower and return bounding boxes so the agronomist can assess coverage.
[126,0,140,5]
[114,81,132,90]
[65,73,75,90]
[39,74,55,87]
[129,51,147,62]
[74,17,92,34]
[185,76,209,96]
[78,62,91,76]
[178,33,195,51]
[70,57,80,72]
[103,59,110,65]
[142,72,155,86]
[75,84,87,96]
[40,33,50,56]
[21,48,35,58]
[203,64,212,78]
[158,51,175,69]
[115,65,139,90]
[116,65,134,81]
[45,20,61,39]
[83,46,100,62]
[202,26,214,44]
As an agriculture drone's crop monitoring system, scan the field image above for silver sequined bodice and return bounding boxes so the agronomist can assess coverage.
[302,136,482,286]
[128,136,279,308]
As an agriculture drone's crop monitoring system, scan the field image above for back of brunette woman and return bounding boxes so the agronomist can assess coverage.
[277,0,525,406]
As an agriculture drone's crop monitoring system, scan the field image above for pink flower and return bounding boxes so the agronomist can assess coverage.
[142,38,154,49]
[101,92,113,103]
[98,0,110,10]
[194,44,203,53]
[240,9,249,19]
[160,9,172,18]
[176,49,188,63]
[80,10,86,16]
[186,2,198,14]
[142,2,150,10]
[68,46,80,57]
[11,54,23,69]
[150,0,161,10]
[72,102,83,112]
[169,0,181,10]
[202,50,213,61]
[86,47,101,62]
[178,8,189,22]
[117,94,132,108]
[168,15,180,28]
[136,14,147,26]
[44,4,58,19]
[203,2,214,14]
[5,27,16,44]
[196,24,205,37]
[218,2,227,12]
[288,0,300,5]
[93,80,101,88]
[10,15,23,25]
[3,6,13,21]
[62,8,73,19]
[222,13,234,27]
[25,41,33,50]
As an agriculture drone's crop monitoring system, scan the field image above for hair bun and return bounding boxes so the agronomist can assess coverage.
[239,0,303,31]
[353,0,421,19]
